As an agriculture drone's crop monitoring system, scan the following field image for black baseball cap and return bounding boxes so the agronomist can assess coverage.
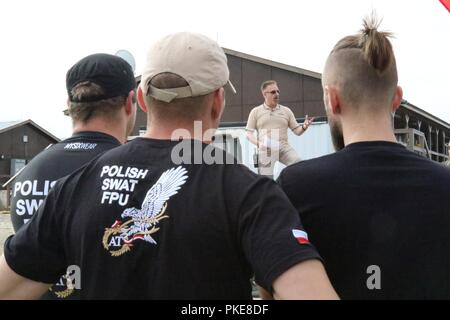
[66,53,136,102]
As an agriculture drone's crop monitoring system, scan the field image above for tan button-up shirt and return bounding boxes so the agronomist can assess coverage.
[246,104,300,144]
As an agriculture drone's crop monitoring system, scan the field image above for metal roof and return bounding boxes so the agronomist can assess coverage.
[222,47,322,79]
[0,119,60,142]
[400,100,450,130]
[0,121,22,132]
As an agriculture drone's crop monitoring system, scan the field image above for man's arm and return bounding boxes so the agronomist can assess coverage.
[293,115,315,136]
[272,259,339,300]
[0,255,51,299]
[245,108,259,146]
[246,130,259,146]
[258,285,274,300]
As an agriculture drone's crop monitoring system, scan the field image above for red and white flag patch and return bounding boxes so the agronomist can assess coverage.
[292,229,310,245]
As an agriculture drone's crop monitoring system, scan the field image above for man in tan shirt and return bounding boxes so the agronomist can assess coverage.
[246,80,314,178]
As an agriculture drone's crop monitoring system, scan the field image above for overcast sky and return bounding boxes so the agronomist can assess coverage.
[1,0,449,139]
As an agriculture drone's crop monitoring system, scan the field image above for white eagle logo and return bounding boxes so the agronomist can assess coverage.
[103,166,188,256]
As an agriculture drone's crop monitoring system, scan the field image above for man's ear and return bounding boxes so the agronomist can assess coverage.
[66,98,71,114]
[261,90,266,99]
[325,85,341,115]
[137,87,148,113]
[124,90,135,115]
[392,86,403,112]
[211,87,225,121]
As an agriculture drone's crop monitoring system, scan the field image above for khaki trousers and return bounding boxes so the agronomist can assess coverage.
[258,143,300,178]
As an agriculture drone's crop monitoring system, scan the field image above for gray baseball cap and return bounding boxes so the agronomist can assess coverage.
[140,32,236,103]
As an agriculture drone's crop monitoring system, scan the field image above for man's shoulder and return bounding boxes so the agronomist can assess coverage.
[17,141,71,171]
[249,104,264,113]
[202,157,271,187]
[422,157,450,178]
[246,105,264,128]
[279,152,344,188]
[280,146,450,186]
[19,134,120,174]
[61,132,119,148]
[52,143,135,189]
[391,146,450,177]
[279,104,293,114]
[224,162,259,177]
[285,152,342,174]
[279,104,293,112]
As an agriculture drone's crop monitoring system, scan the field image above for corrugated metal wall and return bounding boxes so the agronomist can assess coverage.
[224,55,326,123]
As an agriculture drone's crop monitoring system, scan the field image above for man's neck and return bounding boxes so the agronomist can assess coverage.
[73,118,125,144]
[144,120,216,143]
[264,101,278,109]
[343,113,397,146]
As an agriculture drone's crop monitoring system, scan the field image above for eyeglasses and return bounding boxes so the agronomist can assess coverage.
[265,90,280,95]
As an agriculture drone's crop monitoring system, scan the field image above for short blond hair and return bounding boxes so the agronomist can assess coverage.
[144,73,213,121]
[260,80,277,92]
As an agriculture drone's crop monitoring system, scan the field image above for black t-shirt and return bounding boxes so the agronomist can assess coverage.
[4,138,320,299]
[10,131,120,231]
[278,141,450,299]
[8,131,120,299]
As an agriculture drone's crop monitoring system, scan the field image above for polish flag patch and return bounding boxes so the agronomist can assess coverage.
[292,229,310,245]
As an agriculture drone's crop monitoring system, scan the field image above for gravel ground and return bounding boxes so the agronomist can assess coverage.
[0,213,14,255]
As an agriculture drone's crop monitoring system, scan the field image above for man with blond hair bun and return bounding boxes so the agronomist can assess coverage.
[278,14,450,299]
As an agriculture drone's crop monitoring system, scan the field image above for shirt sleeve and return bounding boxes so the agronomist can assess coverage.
[288,108,301,130]
[3,182,67,284]
[246,108,257,131]
[230,170,321,293]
